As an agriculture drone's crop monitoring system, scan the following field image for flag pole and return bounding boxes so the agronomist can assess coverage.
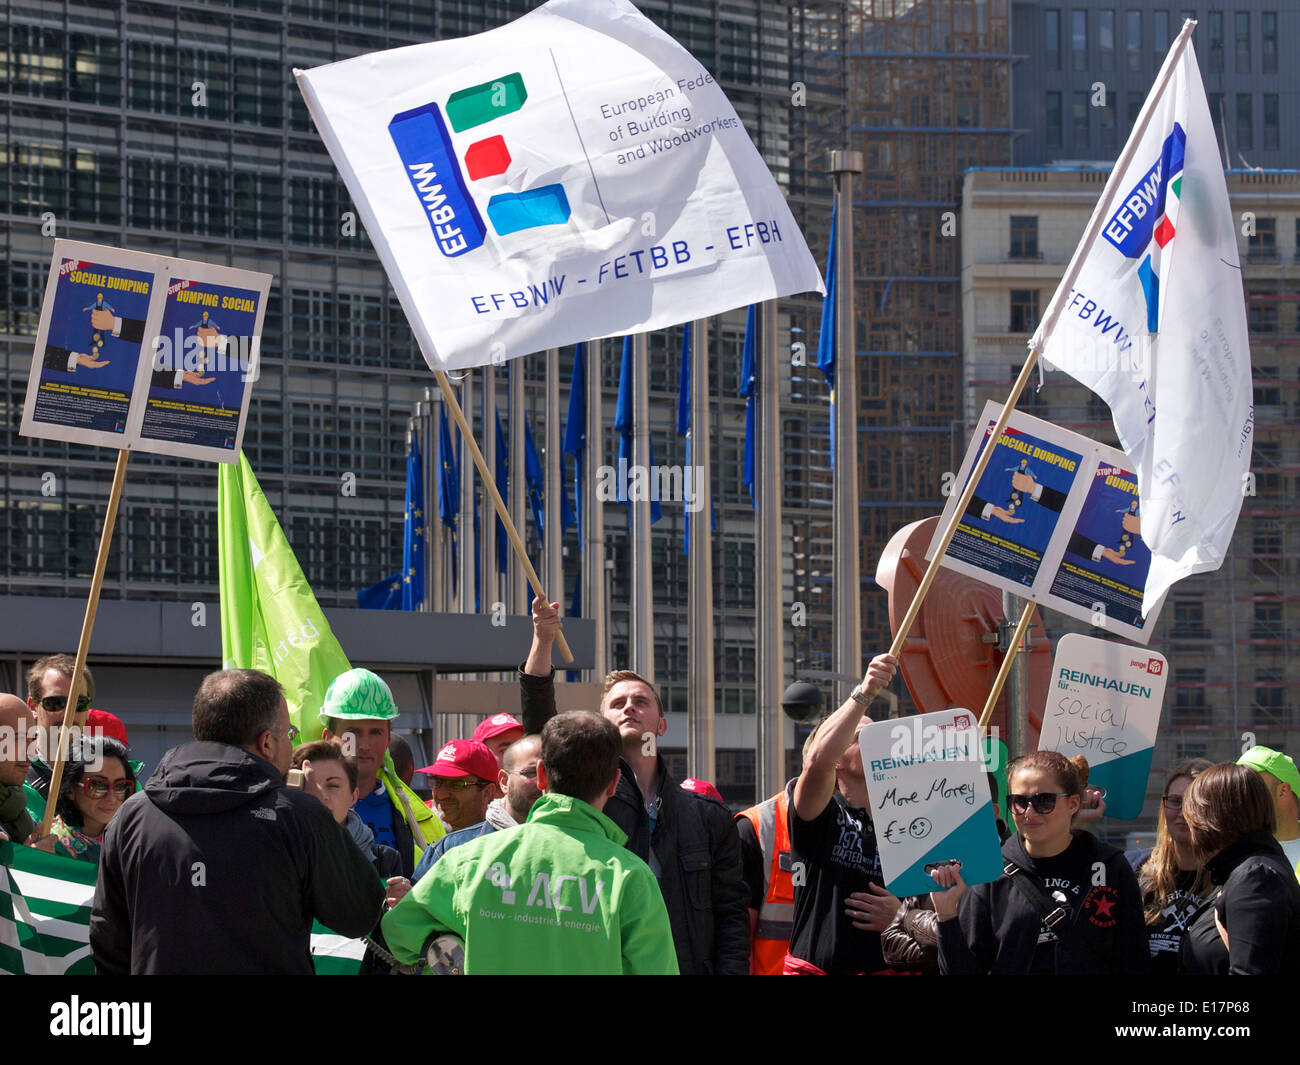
[481,366,498,610]
[457,374,475,615]
[508,361,526,615]
[978,599,1036,731]
[584,340,606,679]
[828,150,862,704]
[630,332,653,680]
[38,448,130,838]
[422,391,439,612]
[544,348,563,616]
[889,20,1199,658]
[434,370,574,663]
[755,299,784,798]
[687,318,716,783]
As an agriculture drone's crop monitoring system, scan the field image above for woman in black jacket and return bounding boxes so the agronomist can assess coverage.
[1179,762,1300,975]
[931,751,1148,975]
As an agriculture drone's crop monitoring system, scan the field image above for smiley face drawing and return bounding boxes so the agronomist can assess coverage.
[908,816,933,840]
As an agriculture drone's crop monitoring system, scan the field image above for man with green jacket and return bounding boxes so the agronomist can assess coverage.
[383,711,678,975]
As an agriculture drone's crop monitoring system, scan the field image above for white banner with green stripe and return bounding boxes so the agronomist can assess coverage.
[0,842,368,975]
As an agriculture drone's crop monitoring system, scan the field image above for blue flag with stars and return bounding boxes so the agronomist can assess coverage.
[402,434,426,610]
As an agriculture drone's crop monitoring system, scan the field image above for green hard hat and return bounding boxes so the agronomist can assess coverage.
[319,668,397,723]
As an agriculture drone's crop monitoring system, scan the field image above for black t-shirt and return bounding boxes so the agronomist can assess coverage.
[1143,868,1204,975]
[1023,833,1094,975]
[787,790,886,974]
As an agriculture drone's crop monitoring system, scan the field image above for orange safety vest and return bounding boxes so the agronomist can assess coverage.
[737,789,796,976]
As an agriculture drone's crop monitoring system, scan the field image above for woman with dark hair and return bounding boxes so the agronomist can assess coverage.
[1179,762,1300,974]
[1129,758,1214,974]
[51,736,135,863]
[931,750,1148,974]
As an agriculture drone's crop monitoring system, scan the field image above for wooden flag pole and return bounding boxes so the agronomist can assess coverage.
[38,448,131,838]
[978,599,1037,731]
[434,370,574,664]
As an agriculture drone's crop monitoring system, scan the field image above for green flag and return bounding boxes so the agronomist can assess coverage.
[218,451,352,744]
[0,842,366,974]
[0,842,97,975]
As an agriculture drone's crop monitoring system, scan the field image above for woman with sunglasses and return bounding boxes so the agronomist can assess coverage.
[1127,759,1213,974]
[932,750,1148,974]
[1179,763,1300,974]
[50,736,135,863]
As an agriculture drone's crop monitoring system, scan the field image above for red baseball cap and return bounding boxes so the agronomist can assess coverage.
[418,739,498,782]
[86,709,129,746]
[680,778,724,803]
[472,713,524,745]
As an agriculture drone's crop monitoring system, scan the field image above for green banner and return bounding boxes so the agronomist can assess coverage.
[218,450,353,744]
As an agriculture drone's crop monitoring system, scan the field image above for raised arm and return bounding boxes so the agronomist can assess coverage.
[791,653,897,822]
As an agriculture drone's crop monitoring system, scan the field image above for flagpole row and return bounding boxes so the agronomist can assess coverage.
[887,348,1042,659]
[39,447,131,838]
[978,599,1037,731]
[434,370,575,664]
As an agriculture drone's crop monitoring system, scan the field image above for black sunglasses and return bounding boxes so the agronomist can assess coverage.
[40,695,91,714]
[1008,791,1070,815]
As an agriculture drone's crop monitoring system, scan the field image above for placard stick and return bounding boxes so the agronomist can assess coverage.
[39,448,130,838]
[434,370,574,664]
[978,600,1037,731]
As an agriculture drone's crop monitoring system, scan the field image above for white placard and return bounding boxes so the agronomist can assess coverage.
[1038,633,1168,820]
[859,708,1004,897]
[20,241,271,464]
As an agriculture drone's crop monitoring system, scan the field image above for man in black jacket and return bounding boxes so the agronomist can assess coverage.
[90,669,384,975]
[519,597,749,975]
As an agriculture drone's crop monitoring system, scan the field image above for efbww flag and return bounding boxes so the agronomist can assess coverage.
[1036,19,1253,616]
[218,451,352,745]
[293,0,824,374]
[0,841,367,974]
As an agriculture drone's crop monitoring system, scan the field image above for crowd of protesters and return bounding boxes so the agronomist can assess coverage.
[2,626,1299,975]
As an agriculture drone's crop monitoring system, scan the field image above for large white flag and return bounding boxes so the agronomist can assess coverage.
[1036,22,1253,616]
[295,0,823,371]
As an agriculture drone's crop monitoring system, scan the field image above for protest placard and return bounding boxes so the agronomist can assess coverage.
[929,401,1167,643]
[20,240,270,464]
[858,709,1004,897]
[1038,634,1168,819]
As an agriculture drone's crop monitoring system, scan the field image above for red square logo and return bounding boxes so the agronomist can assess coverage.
[1148,659,1163,675]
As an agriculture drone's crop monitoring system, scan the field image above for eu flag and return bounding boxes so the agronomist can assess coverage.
[817,201,837,470]
[438,404,459,594]
[357,573,401,610]
[740,305,756,511]
[402,434,426,609]
[562,343,586,540]
[523,414,546,546]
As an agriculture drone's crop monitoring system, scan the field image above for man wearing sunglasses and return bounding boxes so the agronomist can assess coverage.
[412,735,542,884]
[24,653,95,803]
[420,739,501,833]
